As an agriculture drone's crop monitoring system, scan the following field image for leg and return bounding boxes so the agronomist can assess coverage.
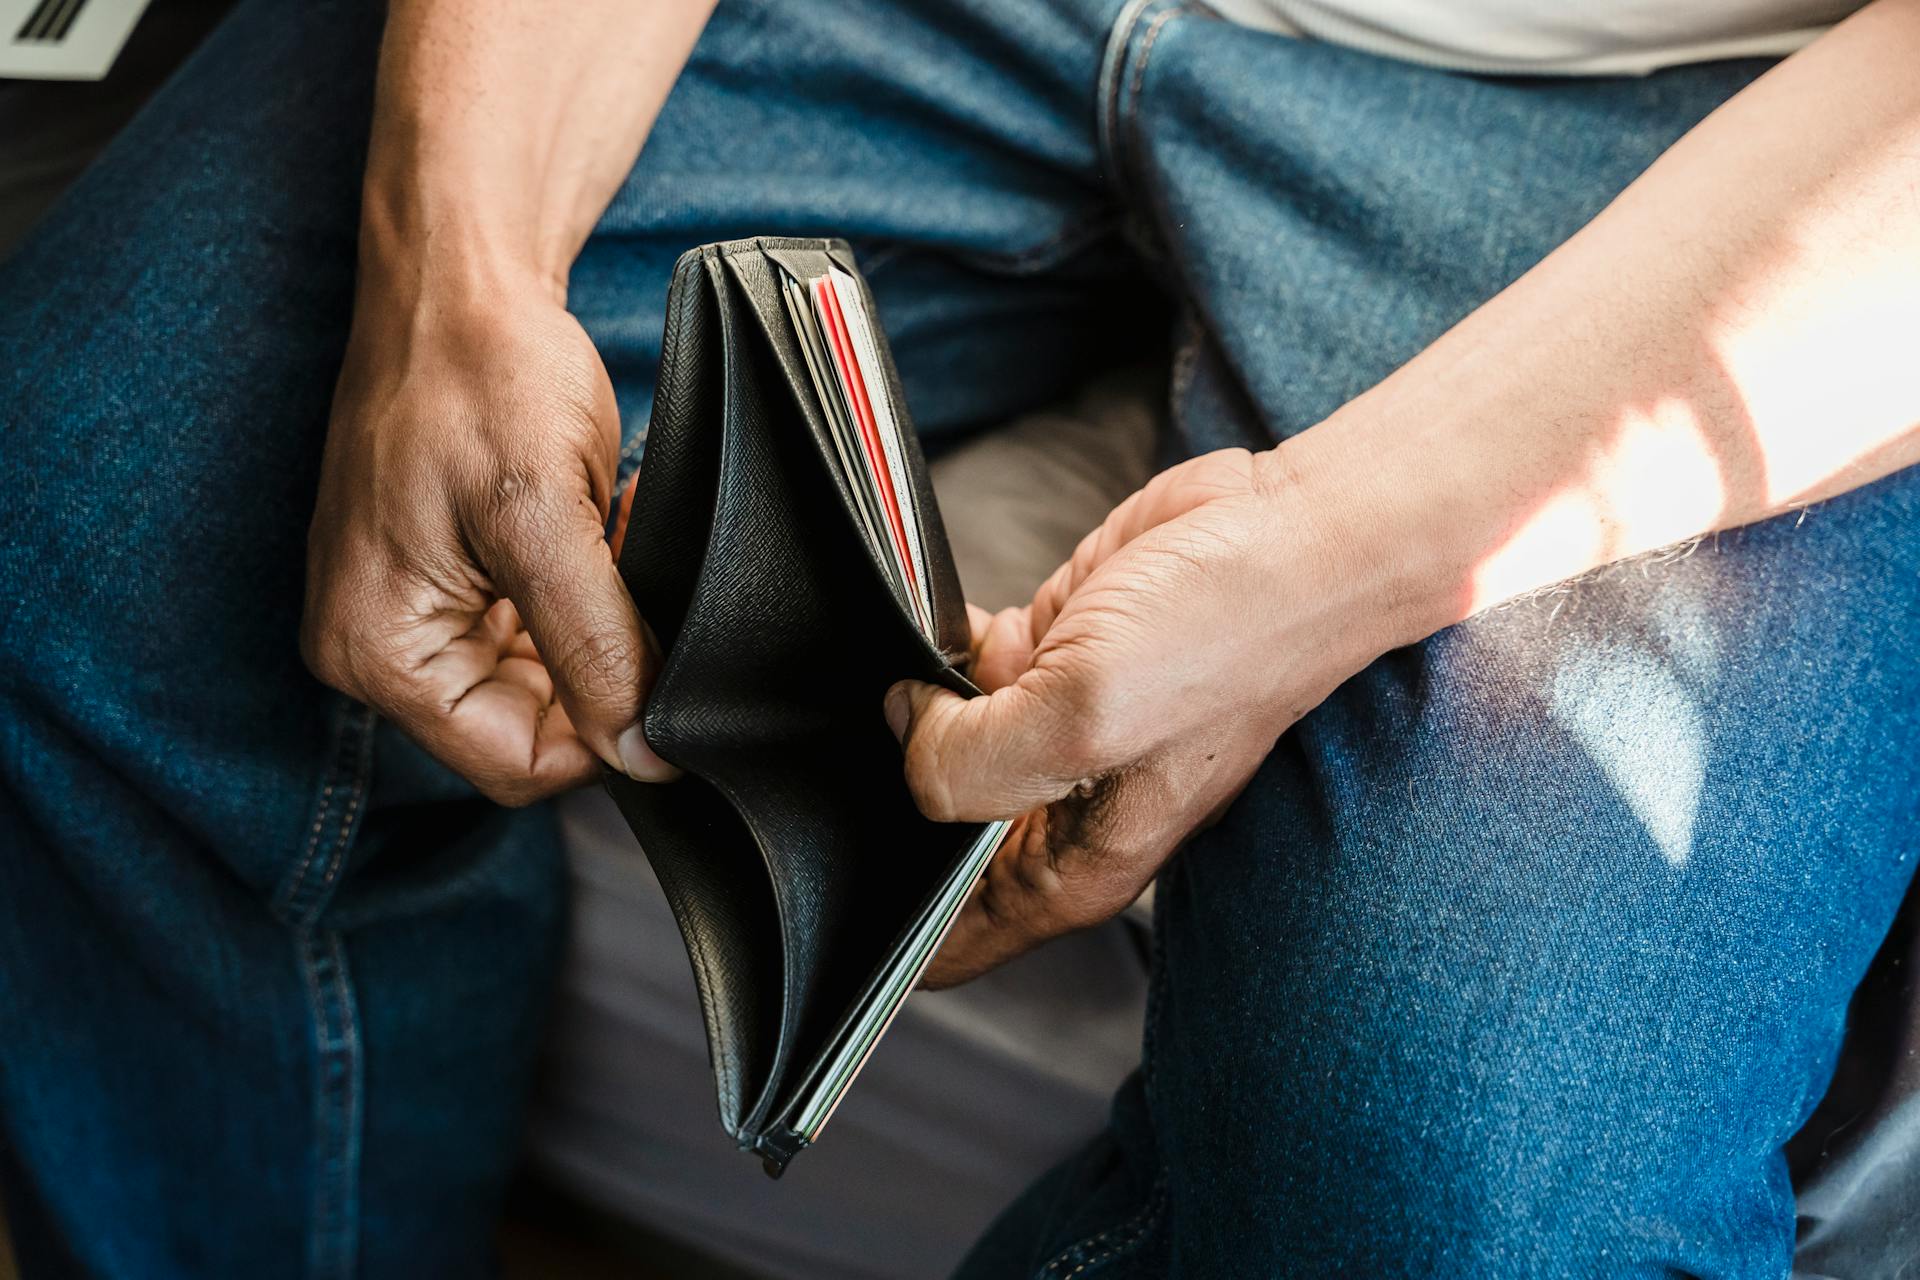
[0,0,1143,1273]
[0,2,574,1274]
[962,18,1918,1277]
[1143,473,1920,1275]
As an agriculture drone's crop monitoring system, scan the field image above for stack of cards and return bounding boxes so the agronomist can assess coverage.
[777,262,937,640]
[771,260,1013,1150]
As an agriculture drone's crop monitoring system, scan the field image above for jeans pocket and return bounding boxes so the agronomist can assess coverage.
[1032,1175,1169,1280]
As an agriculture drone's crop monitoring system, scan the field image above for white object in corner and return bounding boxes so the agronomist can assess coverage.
[0,0,154,81]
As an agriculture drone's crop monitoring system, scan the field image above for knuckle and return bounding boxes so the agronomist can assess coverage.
[298,599,358,694]
[300,577,402,705]
[1243,443,1303,501]
[301,533,408,700]
[1053,853,1144,930]
[1206,445,1259,480]
[301,613,421,725]
[475,774,545,808]
[1012,834,1132,936]
[467,460,571,552]
[548,626,642,706]
[1177,446,1258,499]
[973,861,1026,933]
[298,617,339,686]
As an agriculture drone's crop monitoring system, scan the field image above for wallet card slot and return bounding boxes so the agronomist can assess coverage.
[723,246,924,639]
[694,753,933,1133]
[822,243,975,666]
[735,243,972,676]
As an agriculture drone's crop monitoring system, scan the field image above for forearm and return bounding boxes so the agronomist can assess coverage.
[361,0,717,305]
[308,1,714,795]
[1297,0,1920,646]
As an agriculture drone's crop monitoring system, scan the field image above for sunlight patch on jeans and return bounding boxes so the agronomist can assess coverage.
[1551,648,1707,868]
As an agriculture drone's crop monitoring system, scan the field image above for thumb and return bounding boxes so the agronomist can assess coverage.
[479,492,678,783]
[884,676,1095,823]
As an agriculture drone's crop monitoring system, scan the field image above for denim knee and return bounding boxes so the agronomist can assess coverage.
[1137,737,1838,1276]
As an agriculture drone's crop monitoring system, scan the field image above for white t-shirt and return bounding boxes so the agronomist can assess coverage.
[1208,0,1866,74]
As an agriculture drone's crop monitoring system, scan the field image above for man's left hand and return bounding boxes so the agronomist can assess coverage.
[889,446,1407,987]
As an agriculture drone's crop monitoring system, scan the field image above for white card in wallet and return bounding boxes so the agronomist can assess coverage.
[826,263,935,625]
[777,260,938,638]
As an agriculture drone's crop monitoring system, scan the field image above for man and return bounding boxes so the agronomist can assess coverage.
[1,0,1916,1274]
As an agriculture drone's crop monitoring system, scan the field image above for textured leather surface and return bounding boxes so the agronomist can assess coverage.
[607,239,992,1158]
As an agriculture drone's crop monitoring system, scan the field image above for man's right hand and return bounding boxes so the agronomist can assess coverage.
[297,0,716,804]
[301,270,678,805]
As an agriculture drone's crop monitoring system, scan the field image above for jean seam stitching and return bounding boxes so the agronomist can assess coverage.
[1122,5,1185,209]
[272,698,373,1277]
[273,700,375,925]
[1034,1176,1168,1280]
[1098,0,1192,216]
[280,779,335,916]
[298,926,363,1280]
[1127,10,1180,111]
[303,753,370,914]
[1095,0,1161,201]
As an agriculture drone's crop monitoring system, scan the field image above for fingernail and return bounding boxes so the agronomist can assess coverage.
[883,684,911,743]
[617,723,679,782]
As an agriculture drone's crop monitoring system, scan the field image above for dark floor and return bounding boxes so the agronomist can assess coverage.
[0,1173,757,1279]
[500,1199,701,1279]
[499,1175,766,1280]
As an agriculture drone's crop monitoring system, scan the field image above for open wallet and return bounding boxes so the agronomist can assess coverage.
[605,238,1015,1177]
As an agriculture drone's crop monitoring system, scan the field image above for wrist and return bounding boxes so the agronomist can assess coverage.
[1263,410,1480,660]
[358,87,601,307]
[360,165,576,313]
[336,205,579,427]
[357,215,557,335]
[1287,321,1753,644]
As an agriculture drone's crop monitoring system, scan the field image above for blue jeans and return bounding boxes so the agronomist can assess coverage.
[1,0,1914,1275]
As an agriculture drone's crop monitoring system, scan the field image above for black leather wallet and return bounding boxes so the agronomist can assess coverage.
[606,238,1011,1177]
